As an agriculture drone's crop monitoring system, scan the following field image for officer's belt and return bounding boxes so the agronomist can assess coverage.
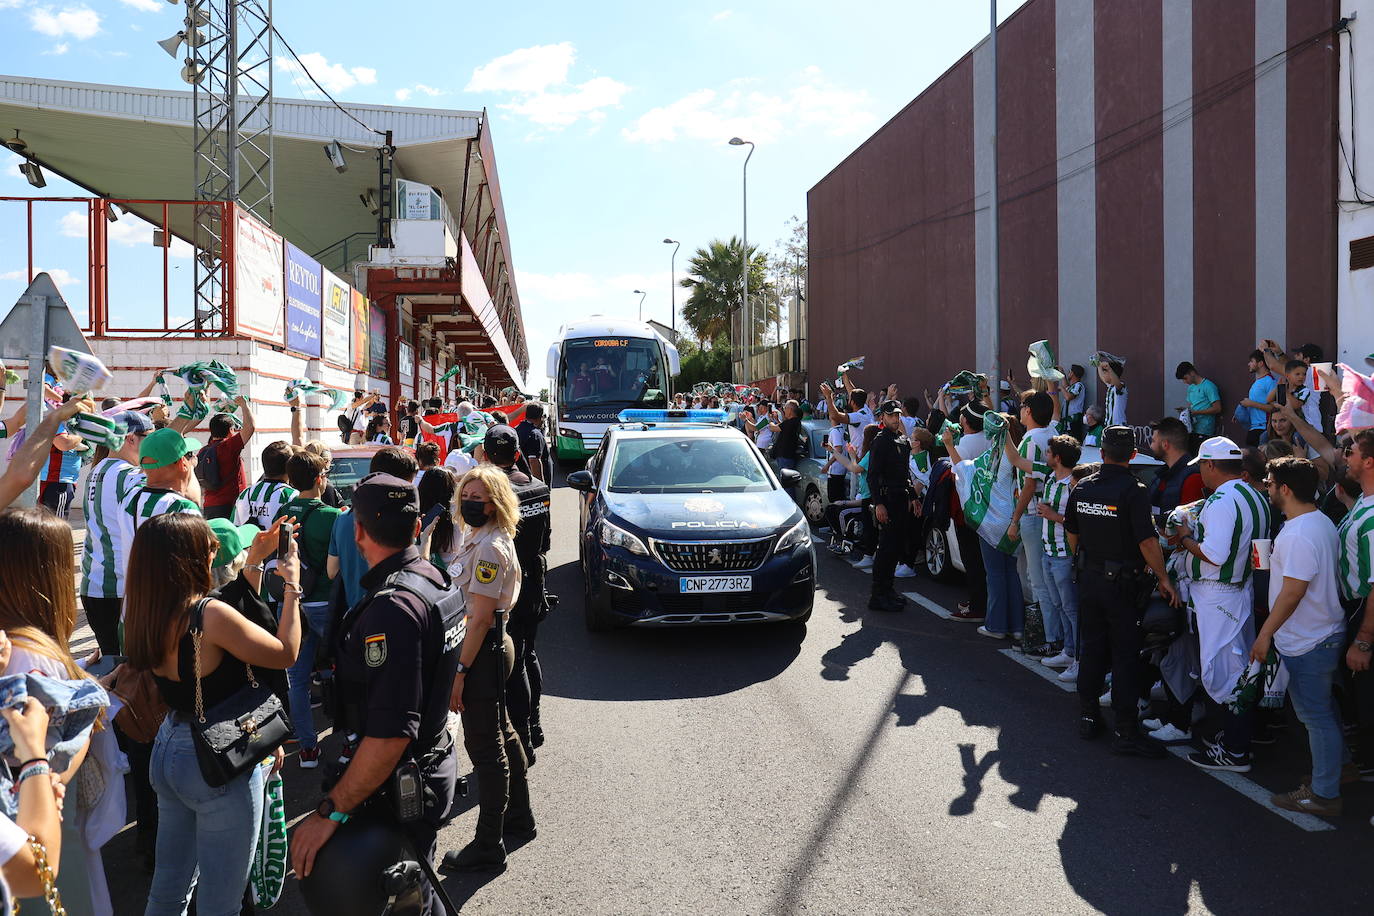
[414,726,454,770]
[1078,558,1145,576]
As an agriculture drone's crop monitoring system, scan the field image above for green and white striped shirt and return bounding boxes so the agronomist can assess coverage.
[1015,427,1053,507]
[1337,492,1374,602]
[123,485,202,534]
[79,457,145,599]
[233,479,298,529]
[1189,479,1271,585]
[1040,472,1074,558]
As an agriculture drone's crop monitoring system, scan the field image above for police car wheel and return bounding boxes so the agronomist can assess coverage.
[924,527,956,583]
[802,485,825,525]
[582,576,616,632]
[786,603,812,627]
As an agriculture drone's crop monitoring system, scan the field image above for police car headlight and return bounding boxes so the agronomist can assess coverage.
[599,520,648,556]
[775,519,809,554]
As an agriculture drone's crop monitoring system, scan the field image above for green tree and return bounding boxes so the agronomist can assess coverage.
[679,237,776,347]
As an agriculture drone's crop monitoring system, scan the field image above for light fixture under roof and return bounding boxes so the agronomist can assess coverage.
[20,161,46,189]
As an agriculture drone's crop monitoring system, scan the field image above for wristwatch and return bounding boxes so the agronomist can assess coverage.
[455,661,470,674]
[316,797,350,824]
[1356,640,1373,653]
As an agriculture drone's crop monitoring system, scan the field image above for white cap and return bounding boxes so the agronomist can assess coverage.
[1189,435,1243,465]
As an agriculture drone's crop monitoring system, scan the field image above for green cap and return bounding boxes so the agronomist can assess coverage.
[139,427,202,470]
[207,518,260,568]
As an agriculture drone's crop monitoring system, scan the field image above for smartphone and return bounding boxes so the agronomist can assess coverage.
[278,521,295,558]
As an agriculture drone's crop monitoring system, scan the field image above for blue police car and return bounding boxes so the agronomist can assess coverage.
[566,410,816,631]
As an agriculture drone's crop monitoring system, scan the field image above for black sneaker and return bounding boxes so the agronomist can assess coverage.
[1079,716,1103,740]
[1111,732,1167,759]
[441,839,508,872]
[1188,743,1252,773]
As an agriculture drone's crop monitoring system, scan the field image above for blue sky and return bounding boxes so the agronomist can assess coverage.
[0,0,1027,388]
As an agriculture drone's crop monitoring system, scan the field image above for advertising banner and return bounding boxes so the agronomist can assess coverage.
[321,268,351,368]
[368,303,388,377]
[398,340,415,383]
[350,289,368,372]
[284,243,322,358]
[233,209,284,343]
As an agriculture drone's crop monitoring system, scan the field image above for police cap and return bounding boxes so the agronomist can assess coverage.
[351,473,419,523]
[483,424,519,464]
[878,399,902,415]
[1101,426,1136,451]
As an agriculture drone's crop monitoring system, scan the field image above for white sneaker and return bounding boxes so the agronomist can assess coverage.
[1148,723,1191,743]
[976,625,1009,640]
[894,564,917,578]
[1098,689,1111,707]
[1040,651,1072,669]
[852,555,875,570]
[1140,718,1164,732]
[1057,662,1079,683]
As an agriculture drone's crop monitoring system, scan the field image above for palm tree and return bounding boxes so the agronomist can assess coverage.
[679,236,775,347]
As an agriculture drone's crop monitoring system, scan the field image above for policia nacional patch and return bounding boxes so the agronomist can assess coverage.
[364,634,387,667]
[476,560,498,585]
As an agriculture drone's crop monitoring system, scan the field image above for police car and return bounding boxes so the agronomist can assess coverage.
[567,410,815,631]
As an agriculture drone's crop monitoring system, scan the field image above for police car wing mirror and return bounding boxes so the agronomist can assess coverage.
[566,469,594,492]
[778,467,801,488]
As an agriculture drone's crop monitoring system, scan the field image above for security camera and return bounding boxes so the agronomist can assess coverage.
[323,140,347,173]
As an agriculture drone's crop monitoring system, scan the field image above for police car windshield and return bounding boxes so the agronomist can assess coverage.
[607,436,772,493]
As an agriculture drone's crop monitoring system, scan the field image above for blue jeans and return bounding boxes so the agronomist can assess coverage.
[287,600,332,750]
[979,537,1024,635]
[1041,553,1078,657]
[1280,635,1347,799]
[1018,514,1058,641]
[146,717,265,916]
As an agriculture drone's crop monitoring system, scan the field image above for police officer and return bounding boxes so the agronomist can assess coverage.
[866,399,913,612]
[482,425,552,760]
[293,473,462,916]
[1064,427,1179,757]
[441,464,534,872]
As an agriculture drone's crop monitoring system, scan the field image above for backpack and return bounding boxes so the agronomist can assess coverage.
[337,413,353,442]
[195,441,222,490]
[265,503,322,602]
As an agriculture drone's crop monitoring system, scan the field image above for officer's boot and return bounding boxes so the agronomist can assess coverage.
[504,768,537,844]
[442,835,507,872]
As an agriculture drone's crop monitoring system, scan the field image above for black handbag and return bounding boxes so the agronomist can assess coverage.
[187,598,292,788]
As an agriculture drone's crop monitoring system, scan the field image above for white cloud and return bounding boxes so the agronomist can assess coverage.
[42,42,68,55]
[59,208,193,257]
[466,42,575,94]
[1,267,80,290]
[415,84,442,97]
[394,83,444,103]
[711,10,733,21]
[0,1,30,9]
[394,88,411,102]
[117,0,163,11]
[276,53,377,95]
[507,77,628,127]
[467,43,626,130]
[28,5,100,40]
[623,68,875,145]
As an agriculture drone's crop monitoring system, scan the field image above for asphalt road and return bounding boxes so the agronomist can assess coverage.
[98,476,1367,915]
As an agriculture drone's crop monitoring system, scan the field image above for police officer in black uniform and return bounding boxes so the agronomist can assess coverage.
[293,474,462,916]
[865,399,913,612]
[1063,427,1180,758]
[482,425,553,759]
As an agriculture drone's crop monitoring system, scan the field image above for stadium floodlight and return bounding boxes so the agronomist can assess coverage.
[20,161,45,189]
[323,140,347,173]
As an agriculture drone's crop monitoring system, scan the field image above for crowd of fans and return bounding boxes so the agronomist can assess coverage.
[725,342,1374,824]
[0,366,552,912]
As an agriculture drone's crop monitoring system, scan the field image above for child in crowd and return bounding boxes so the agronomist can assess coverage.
[1062,365,1087,439]
[1268,358,1325,447]
[1037,435,1081,682]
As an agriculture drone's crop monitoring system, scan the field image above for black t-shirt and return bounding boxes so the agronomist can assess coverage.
[773,416,803,459]
[1064,464,1155,566]
[334,547,455,746]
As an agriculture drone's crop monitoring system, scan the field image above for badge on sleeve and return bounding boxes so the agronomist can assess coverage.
[364,634,387,667]
[475,560,498,585]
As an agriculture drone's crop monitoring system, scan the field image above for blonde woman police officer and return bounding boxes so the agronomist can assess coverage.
[440,465,535,872]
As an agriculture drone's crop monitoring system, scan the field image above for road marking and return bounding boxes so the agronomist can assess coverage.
[1161,745,1336,832]
[997,648,1075,693]
[902,590,953,620]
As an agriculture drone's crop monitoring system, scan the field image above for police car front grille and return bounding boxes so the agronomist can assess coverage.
[650,538,773,572]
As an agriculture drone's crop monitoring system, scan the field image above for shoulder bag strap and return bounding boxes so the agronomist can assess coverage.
[189,597,212,723]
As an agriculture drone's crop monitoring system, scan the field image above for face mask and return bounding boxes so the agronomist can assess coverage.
[460,499,490,527]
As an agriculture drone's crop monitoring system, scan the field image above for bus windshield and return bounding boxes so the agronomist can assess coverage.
[559,337,667,409]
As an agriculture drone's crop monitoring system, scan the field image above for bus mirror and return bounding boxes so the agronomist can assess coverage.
[546,343,561,380]
[666,342,681,376]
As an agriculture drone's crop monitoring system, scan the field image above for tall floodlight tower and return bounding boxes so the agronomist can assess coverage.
[171,0,274,335]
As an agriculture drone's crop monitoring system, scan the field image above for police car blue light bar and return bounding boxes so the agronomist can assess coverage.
[617,409,729,424]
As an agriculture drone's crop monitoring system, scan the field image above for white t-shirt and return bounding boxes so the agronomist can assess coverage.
[826,427,848,477]
[957,431,991,462]
[847,406,875,432]
[0,814,26,874]
[900,415,919,437]
[1269,510,1345,656]
[444,450,477,475]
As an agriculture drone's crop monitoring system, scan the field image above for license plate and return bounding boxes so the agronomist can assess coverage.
[679,576,752,594]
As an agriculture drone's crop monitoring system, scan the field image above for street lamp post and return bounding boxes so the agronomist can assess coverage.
[729,137,754,383]
[663,238,680,336]
[988,0,1001,400]
[634,289,646,323]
